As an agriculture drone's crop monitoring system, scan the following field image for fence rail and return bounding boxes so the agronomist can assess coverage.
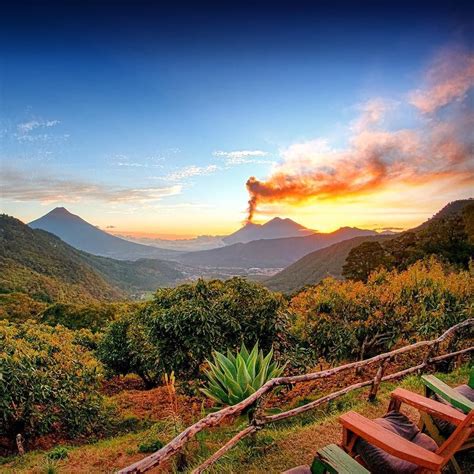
[118,319,473,474]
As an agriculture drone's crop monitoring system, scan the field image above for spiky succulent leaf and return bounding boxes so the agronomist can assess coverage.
[202,342,283,408]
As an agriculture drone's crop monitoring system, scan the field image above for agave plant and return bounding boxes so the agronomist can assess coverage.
[201,342,284,406]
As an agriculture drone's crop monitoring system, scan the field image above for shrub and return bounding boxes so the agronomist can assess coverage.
[47,446,69,460]
[201,342,284,406]
[39,302,133,332]
[138,439,164,453]
[0,320,110,443]
[290,258,473,362]
[99,278,288,382]
[98,314,160,388]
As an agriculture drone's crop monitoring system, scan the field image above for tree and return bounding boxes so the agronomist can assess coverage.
[342,241,392,282]
[0,321,109,445]
[98,278,287,382]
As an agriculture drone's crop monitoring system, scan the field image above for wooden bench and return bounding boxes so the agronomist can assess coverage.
[311,444,369,473]
[422,374,474,414]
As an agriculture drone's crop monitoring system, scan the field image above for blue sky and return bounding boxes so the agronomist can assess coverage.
[1,1,473,236]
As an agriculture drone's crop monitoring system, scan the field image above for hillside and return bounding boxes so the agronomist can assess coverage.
[223,217,315,244]
[29,207,180,261]
[0,215,184,303]
[265,199,474,293]
[179,227,378,268]
[0,215,123,303]
[264,234,393,293]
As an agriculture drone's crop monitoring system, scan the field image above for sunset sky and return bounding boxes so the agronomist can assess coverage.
[1,1,473,238]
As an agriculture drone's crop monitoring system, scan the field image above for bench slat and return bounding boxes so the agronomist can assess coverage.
[422,375,474,414]
[312,444,369,474]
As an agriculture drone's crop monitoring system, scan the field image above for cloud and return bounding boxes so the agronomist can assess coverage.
[0,168,182,204]
[213,149,270,165]
[17,119,60,134]
[163,164,218,181]
[351,98,395,132]
[15,118,63,143]
[410,50,474,114]
[245,48,474,222]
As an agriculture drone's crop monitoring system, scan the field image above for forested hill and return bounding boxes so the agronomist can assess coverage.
[265,199,474,293]
[0,215,184,303]
[264,234,393,293]
[0,215,123,302]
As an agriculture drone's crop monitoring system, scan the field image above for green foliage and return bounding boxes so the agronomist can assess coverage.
[138,439,164,453]
[201,342,284,406]
[342,241,393,282]
[99,278,287,381]
[0,214,123,303]
[343,203,474,281]
[290,258,473,362]
[98,313,160,388]
[0,320,111,441]
[47,446,69,460]
[39,301,136,331]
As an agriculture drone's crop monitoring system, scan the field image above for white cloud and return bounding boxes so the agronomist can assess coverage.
[17,119,60,134]
[213,149,270,165]
[0,167,181,204]
[163,165,219,181]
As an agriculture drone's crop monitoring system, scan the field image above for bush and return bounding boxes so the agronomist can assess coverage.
[39,302,134,332]
[47,446,69,460]
[138,439,164,453]
[289,258,473,362]
[0,320,110,442]
[99,278,288,382]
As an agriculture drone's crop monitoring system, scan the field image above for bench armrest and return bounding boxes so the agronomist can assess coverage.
[391,387,466,425]
[339,411,443,471]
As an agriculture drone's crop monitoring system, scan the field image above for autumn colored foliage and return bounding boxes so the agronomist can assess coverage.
[289,258,473,362]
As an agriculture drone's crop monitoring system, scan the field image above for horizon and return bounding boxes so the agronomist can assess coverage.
[1,1,473,237]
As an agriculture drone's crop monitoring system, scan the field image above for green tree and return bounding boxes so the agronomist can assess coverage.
[0,321,109,444]
[98,278,287,382]
[342,241,392,282]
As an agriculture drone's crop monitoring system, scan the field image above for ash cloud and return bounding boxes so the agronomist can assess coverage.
[246,49,474,222]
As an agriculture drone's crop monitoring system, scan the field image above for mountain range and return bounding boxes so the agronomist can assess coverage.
[29,207,180,261]
[222,217,315,244]
[0,215,184,303]
[264,199,474,293]
[178,226,379,268]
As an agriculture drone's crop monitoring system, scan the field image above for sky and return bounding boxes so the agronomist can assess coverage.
[1,1,473,238]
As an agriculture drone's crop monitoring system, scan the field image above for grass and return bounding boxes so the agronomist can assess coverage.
[1,364,471,473]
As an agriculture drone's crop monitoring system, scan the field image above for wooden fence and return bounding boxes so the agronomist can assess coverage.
[118,319,473,474]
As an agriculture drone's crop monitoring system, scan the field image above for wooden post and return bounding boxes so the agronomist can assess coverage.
[368,357,389,401]
[16,434,25,456]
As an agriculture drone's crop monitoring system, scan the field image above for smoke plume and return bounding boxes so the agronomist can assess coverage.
[246,50,474,222]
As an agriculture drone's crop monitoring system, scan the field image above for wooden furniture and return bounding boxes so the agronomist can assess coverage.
[417,373,474,472]
[338,388,474,473]
[311,444,370,474]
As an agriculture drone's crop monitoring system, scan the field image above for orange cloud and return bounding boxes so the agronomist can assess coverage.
[410,50,474,114]
[246,49,474,222]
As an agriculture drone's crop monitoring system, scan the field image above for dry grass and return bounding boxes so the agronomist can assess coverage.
[1,365,470,474]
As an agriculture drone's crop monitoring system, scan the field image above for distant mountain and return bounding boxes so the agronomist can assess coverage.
[1,215,185,303]
[178,227,378,268]
[223,217,315,245]
[265,198,474,293]
[114,233,226,251]
[29,207,180,261]
[264,234,393,293]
